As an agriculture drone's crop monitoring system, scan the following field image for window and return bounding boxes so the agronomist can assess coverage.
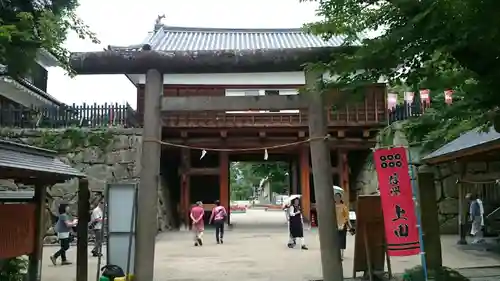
[224,89,299,113]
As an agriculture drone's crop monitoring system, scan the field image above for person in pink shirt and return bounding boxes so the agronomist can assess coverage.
[209,200,227,244]
[190,201,205,246]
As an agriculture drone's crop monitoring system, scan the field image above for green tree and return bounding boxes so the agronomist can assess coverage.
[229,162,255,200]
[304,0,500,148]
[229,162,290,200]
[0,0,99,76]
[250,162,289,194]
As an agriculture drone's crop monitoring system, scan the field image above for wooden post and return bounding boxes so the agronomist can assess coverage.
[457,163,467,245]
[291,160,299,195]
[220,152,230,223]
[28,184,47,281]
[417,165,443,271]
[306,70,343,281]
[181,148,190,229]
[135,69,162,281]
[338,150,350,206]
[76,178,90,281]
[299,146,311,221]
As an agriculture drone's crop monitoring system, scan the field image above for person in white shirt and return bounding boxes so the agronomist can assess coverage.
[90,201,104,257]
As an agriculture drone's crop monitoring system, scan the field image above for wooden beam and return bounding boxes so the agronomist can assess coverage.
[338,150,350,206]
[76,179,90,281]
[180,148,190,228]
[306,70,342,280]
[220,152,230,223]
[299,146,311,221]
[161,137,376,150]
[177,167,220,176]
[135,69,162,281]
[28,185,46,281]
[161,95,308,111]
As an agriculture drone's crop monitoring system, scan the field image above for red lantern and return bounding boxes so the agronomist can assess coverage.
[419,89,430,105]
[444,89,454,105]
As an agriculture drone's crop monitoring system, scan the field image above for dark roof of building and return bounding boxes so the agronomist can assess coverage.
[0,140,85,182]
[143,25,352,51]
[0,63,64,106]
[422,126,500,163]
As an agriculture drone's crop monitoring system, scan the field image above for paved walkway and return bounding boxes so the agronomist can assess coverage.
[41,210,500,281]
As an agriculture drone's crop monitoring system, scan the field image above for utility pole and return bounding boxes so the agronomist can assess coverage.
[305,70,343,281]
[135,69,163,281]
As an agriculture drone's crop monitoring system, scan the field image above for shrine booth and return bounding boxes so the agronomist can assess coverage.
[0,140,89,281]
[422,126,500,246]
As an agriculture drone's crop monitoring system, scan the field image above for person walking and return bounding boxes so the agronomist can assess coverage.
[50,204,77,265]
[288,198,308,250]
[335,193,352,260]
[190,201,205,246]
[467,193,484,244]
[90,201,104,257]
[209,200,227,244]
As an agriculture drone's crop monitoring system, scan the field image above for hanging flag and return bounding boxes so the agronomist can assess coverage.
[200,149,207,160]
[444,89,454,105]
[373,147,420,257]
[404,92,415,104]
[387,93,398,109]
[419,89,430,105]
[264,149,269,160]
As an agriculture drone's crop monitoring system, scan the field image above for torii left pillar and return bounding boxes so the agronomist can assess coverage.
[135,69,163,281]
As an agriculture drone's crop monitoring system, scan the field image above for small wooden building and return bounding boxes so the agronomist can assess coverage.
[0,140,88,281]
[422,126,500,243]
[107,24,388,226]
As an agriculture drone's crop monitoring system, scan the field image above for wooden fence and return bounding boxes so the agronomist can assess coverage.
[0,103,138,128]
[388,101,431,123]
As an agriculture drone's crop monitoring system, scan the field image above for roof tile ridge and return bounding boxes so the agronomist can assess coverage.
[161,25,306,33]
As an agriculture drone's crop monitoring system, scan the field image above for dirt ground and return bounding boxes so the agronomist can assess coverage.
[41,210,500,281]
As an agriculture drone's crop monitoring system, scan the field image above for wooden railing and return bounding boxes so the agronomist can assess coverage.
[0,103,138,128]
[163,106,387,128]
[388,101,431,124]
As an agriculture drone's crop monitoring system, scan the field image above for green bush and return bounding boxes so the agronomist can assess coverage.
[402,266,470,281]
[0,256,28,281]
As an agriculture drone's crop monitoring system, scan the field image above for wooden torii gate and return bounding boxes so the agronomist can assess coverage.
[70,45,344,281]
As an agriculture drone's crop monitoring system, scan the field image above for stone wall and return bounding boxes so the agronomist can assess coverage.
[0,128,172,243]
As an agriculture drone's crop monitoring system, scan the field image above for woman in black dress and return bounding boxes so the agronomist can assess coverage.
[288,198,308,250]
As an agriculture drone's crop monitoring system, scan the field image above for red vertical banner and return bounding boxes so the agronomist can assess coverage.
[444,89,454,105]
[373,147,420,257]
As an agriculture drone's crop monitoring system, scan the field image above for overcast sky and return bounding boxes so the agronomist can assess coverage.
[46,0,320,108]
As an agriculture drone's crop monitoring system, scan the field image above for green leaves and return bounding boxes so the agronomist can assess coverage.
[230,162,289,200]
[0,0,99,76]
[308,0,500,150]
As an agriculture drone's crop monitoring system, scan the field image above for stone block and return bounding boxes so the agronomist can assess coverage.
[438,197,459,215]
[442,175,459,199]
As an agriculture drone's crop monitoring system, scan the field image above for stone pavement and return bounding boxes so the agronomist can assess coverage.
[40,210,500,281]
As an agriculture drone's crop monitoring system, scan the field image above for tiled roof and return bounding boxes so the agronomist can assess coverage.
[422,126,500,162]
[0,140,85,182]
[144,25,350,51]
